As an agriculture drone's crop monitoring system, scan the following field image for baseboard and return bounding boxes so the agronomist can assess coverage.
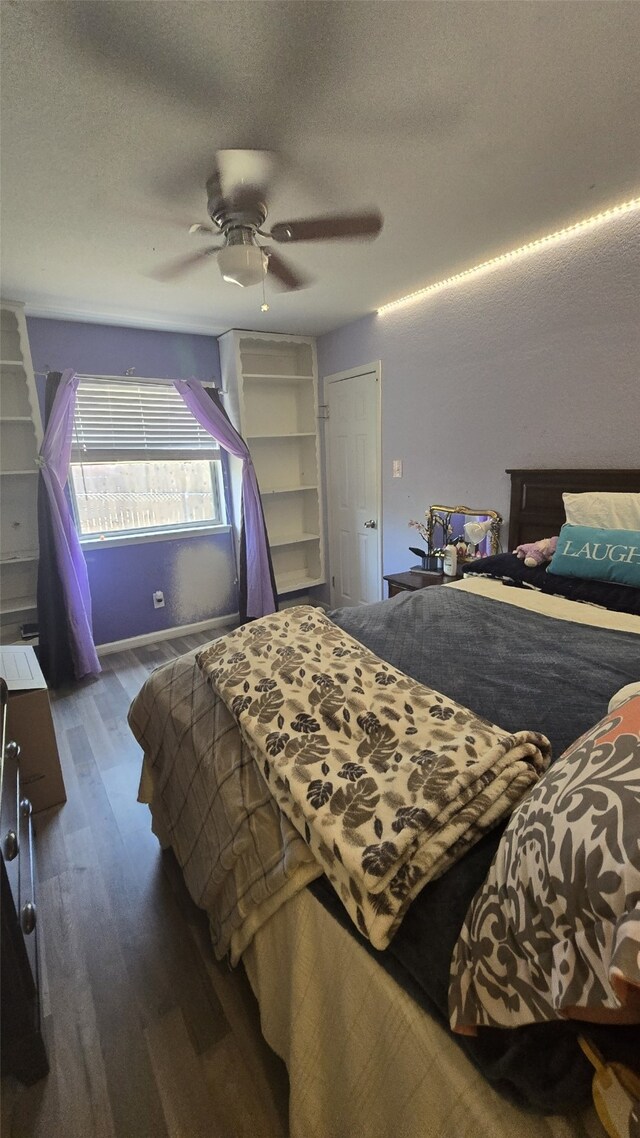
[96,612,239,656]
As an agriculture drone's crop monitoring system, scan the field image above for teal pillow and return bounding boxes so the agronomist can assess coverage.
[548,524,640,588]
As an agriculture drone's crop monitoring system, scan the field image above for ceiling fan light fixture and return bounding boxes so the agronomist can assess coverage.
[217,244,267,288]
[153,151,382,290]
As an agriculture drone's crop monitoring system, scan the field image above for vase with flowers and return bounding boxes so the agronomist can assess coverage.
[408,511,453,572]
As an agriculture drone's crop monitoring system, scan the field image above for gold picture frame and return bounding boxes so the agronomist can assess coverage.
[427,505,502,557]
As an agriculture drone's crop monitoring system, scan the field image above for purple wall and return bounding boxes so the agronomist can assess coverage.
[27,316,220,383]
[318,209,640,579]
[27,317,238,644]
[85,532,236,645]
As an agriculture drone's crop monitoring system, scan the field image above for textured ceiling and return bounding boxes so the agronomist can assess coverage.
[1,1,639,337]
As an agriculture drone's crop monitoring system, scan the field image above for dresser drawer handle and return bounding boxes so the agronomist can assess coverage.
[21,902,37,935]
[20,797,32,817]
[4,829,19,860]
[4,740,20,761]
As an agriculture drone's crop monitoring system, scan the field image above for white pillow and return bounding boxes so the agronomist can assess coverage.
[609,681,640,712]
[563,491,640,530]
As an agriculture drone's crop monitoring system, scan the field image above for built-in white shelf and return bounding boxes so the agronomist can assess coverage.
[1,299,41,643]
[261,484,318,495]
[243,373,314,381]
[241,373,312,382]
[219,331,325,598]
[0,596,37,616]
[270,532,320,547]
[247,432,316,440]
[0,552,39,564]
[275,570,325,592]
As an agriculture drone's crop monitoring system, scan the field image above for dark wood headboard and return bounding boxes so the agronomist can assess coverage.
[506,469,640,549]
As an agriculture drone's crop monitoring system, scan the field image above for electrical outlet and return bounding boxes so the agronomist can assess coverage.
[392,459,403,478]
[153,591,165,609]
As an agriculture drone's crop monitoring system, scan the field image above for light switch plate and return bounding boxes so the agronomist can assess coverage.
[392,459,403,478]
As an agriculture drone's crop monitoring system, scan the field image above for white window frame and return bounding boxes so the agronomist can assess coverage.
[69,378,230,547]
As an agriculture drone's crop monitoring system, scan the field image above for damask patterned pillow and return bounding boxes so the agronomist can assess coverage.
[448,694,640,1034]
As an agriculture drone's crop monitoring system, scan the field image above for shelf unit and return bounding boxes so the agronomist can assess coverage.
[0,301,42,643]
[219,331,325,598]
[246,432,316,440]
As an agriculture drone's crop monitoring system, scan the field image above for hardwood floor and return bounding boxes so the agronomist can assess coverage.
[2,632,290,1138]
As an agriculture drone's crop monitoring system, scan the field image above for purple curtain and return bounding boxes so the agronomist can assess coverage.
[37,370,101,680]
[174,378,278,620]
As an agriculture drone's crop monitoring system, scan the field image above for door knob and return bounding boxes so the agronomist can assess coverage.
[364,519,377,529]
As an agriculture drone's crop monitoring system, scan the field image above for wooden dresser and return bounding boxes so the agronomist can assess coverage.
[0,676,48,1083]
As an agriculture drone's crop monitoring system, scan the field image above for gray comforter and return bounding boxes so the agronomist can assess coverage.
[330,586,639,756]
[309,585,640,1112]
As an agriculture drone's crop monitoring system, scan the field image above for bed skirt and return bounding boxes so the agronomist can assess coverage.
[243,888,603,1138]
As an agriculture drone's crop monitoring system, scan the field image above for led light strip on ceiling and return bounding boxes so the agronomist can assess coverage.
[377,196,640,315]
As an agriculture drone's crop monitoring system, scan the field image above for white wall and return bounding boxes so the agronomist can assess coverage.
[318,209,640,576]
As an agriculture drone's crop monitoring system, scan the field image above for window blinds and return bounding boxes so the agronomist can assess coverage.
[71,380,220,458]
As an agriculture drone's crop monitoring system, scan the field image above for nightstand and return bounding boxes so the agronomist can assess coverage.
[383,567,463,598]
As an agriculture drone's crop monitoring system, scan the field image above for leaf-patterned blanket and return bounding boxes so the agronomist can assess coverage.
[197,606,552,949]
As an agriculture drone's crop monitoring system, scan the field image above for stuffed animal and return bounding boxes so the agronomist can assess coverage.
[513,536,558,568]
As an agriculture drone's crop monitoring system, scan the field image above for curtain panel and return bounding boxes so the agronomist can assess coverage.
[174,379,278,621]
[36,370,101,685]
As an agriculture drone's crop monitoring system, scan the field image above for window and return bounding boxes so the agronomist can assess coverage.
[70,380,226,539]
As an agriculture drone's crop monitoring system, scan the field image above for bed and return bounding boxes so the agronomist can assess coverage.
[129,468,640,1138]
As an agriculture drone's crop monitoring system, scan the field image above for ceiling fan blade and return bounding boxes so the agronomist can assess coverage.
[217,149,275,197]
[207,149,275,214]
[270,210,383,244]
[265,250,311,292]
[149,246,219,282]
[189,223,219,236]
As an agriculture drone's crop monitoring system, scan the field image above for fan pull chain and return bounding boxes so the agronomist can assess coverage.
[261,256,269,312]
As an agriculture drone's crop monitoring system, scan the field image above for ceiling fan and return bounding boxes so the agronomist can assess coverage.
[151,149,383,292]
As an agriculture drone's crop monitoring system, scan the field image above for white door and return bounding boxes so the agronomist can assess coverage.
[326,367,381,607]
